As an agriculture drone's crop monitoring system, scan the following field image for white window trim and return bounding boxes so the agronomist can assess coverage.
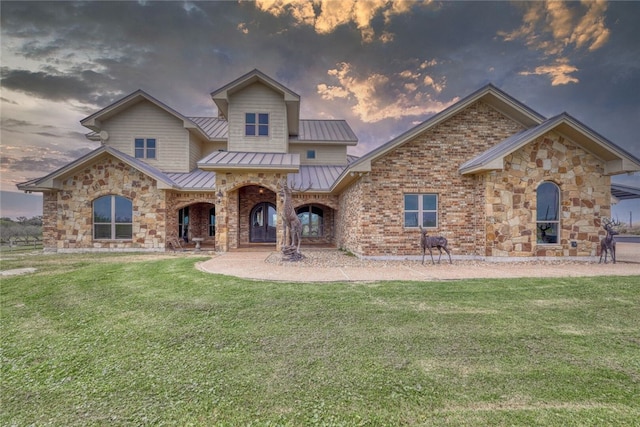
[404,193,439,229]
[134,138,157,159]
[93,195,133,240]
[245,112,269,137]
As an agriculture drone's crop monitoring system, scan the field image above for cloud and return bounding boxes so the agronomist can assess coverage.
[254,0,430,43]
[317,62,457,123]
[1,67,121,106]
[499,0,611,85]
[518,58,579,86]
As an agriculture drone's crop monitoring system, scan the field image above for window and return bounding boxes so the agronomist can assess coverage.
[296,205,324,237]
[306,150,316,159]
[179,207,189,241]
[245,113,269,136]
[536,182,560,244]
[209,208,216,237]
[135,138,156,159]
[93,195,132,239]
[404,194,438,228]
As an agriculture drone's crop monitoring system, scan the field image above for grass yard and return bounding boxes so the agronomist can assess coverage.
[1,253,639,426]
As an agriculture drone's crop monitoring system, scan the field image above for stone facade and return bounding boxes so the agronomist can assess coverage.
[44,156,167,252]
[34,94,625,258]
[336,101,614,259]
[214,172,337,251]
[485,131,610,257]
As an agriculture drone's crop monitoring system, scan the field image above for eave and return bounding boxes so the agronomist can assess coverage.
[17,146,178,192]
[210,69,300,136]
[459,113,640,176]
[80,90,210,142]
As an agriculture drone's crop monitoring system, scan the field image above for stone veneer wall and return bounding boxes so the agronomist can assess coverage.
[485,131,610,257]
[338,101,524,257]
[44,156,167,251]
[214,173,340,250]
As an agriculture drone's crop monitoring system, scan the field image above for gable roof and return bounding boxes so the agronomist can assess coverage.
[80,90,209,141]
[459,113,640,175]
[17,146,178,192]
[332,84,547,191]
[210,69,301,135]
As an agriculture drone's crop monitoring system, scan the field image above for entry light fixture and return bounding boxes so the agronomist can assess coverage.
[216,190,223,204]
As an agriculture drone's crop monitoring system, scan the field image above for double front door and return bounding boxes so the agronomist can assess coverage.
[250,202,277,243]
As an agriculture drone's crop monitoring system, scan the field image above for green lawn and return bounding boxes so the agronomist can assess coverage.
[1,253,639,426]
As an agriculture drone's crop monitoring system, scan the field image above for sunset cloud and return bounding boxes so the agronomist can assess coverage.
[499,0,611,85]
[317,62,456,123]
[518,59,579,86]
[254,0,430,42]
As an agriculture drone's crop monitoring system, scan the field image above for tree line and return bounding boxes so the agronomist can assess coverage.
[1,216,43,242]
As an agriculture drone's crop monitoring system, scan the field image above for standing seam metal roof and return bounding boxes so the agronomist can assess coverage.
[186,117,356,143]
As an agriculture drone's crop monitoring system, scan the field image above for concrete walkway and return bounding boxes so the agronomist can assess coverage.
[197,243,640,282]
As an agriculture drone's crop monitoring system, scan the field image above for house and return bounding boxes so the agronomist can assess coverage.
[18,69,640,259]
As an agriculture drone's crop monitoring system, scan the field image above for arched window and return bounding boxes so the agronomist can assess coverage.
[93,195,132,240]
[296,205,324,237]
[536,182,560,244]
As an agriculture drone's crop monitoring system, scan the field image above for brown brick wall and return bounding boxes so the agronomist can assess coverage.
[339,101,522,257]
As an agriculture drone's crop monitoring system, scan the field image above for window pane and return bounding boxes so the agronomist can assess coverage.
[307,150,316,159]
[114,197,132,222]
[404,212,418,227]
[258,113,269,124]
[423,194,437,211]
[246,125,255,136]
[404,194,418,210]
[258,124,268,136]
[115,224,132,239]
[134,139,144,158]
[245,113,256,124]
[94,224,111,239]
[537,182,559,221]
[146,139,156,159]
[537,222,558,244]
[422,212,437,228]
[93,197,111,222]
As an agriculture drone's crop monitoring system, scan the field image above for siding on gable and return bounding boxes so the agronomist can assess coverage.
[101,101,191,172]
[227,83,287,153]
[289,143,348,165]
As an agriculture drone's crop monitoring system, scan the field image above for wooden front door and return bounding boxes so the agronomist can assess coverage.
[250,202,277,243]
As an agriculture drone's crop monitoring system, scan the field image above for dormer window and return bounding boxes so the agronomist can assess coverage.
[245,113,269,136]
[135,138,156,159]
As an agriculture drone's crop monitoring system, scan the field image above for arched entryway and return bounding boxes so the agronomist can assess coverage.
[249,202,277,243]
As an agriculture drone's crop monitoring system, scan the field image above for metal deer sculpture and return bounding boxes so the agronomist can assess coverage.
[277,178,310,261]
[419,225,452,265]
[599,217,621,264]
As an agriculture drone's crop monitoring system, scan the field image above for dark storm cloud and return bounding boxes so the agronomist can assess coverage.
[0,67,120,105]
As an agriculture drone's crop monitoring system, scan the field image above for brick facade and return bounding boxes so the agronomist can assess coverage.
[36,100,620,259]
[336,101,613,259]
[337,101,523,258]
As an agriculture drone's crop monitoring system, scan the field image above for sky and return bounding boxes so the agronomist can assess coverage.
[1,0,639,223]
